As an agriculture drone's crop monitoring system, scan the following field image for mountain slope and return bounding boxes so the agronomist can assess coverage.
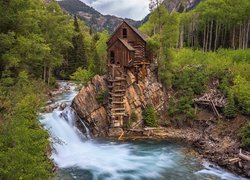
[163,0,202,12]
[57,0,141,32]
[58,0,203,33]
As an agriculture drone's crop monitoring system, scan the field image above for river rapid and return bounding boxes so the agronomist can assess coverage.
[39,82,246,180]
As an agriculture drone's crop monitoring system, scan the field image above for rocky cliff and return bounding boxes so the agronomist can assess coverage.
[72,65,167,137]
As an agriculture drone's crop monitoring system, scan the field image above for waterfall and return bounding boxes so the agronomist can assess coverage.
[60,106,91,140]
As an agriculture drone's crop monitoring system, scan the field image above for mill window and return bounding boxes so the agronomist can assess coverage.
[122,28,127,38]
[110,51,115,64]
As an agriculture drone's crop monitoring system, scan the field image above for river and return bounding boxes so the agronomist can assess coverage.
[39,82,246,180]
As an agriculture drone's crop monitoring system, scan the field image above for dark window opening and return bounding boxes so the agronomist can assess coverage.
[110,51,115,64]
[122,28,127,38]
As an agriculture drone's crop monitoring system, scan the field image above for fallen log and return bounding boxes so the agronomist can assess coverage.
[239,149,250,161]
[228,158,241,163]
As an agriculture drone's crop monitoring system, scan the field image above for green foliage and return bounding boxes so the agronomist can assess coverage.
[232,76,250,115]
[96,90,108,104]
[143,105,158,127]
[224,92,237,119]
[58,16,91,79]
[163,48,250,119]
[0,0,74,85]
[0,72,53,179]
[130,111,139,123]
[126,111,139,129]
[168,97,195,119]
[161,12,180,49]
[92,31,109,75]
[239,122,250,150]
[70,67,93,86]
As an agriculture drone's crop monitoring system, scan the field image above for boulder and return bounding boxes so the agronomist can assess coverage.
[59,102,67,111]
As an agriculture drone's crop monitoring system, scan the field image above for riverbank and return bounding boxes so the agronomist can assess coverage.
[117,115,250,178]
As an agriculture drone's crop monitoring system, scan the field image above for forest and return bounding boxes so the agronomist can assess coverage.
[140,0,250,150]
[0,0,108,178]
[0,0,249,179]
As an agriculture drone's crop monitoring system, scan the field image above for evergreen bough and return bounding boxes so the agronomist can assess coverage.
[224,92,237,119]
[143,105,158,127]
[239,122,250,150]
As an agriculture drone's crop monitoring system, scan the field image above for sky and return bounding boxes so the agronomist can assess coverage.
[79,0,150,20]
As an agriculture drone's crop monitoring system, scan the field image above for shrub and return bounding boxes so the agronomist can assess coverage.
[232,76,250,116]
[70,67,93,85]
[96,90,108,104]
[126,111,138,128]
[168,96,195,119]
[239,122,250,150]
[224,92,237,119]
[143,105,158,127]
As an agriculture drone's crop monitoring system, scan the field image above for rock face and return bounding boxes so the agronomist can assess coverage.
[72,65,167,137]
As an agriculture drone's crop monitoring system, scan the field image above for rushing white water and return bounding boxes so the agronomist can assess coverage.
[39,82,246,180]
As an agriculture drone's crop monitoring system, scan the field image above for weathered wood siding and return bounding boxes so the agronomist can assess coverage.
[108,40,131,67]
[107,22,148,66]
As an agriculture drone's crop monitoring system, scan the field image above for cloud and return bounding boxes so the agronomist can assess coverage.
[79,0,150,20]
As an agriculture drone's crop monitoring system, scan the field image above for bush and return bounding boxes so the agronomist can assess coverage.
[96,90,108,104]
[143,105,158,127]
[70,67,93,85]
[239,122,250,150]
[126,111,138,128]
[168,96,195,119]
[232,76,250,116]
[224,92,237,119]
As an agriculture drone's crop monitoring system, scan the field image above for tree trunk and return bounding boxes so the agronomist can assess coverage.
[43,61,47,83]
[223,25,227,48]
[214,21,219,51]
[242,22,246,49]
[187,24,190,47]
[239,23,242,49]
[205,22,209,52]
[246,20,250,48]
[191,21,194,48]
[209,20,213,51]
[179,24,184,48]
[220,24,224,48]
[203,24,206,52]
[48,66,52,86]
[232,26,236,49]
[195,23,199,49]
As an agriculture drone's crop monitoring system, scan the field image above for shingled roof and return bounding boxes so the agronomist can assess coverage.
[108,20,148,43]
[124,20,148,42]
[118,38,135,51]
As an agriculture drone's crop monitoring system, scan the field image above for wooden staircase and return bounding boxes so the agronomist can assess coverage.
[107,64,127,128]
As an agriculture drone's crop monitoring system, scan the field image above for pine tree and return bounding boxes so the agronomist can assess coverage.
[60,16,87,78]
[224,92,237,119]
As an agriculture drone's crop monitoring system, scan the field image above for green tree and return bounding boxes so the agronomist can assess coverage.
[70,67,93,86]
[59,16,88,79]
[239,122,250,150]
[224,92,237,119]
[0,72,53,179]
[95,31,109,75]
[143,105,158,127]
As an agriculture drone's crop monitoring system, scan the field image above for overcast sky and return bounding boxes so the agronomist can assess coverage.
[79,0,150,20]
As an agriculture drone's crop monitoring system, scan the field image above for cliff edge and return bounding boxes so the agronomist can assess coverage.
[72,65,167,137]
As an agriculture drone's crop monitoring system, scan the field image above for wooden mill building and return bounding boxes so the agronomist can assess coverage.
[107,20,152,128]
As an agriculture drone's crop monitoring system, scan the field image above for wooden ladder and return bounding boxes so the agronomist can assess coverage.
[107,64,127,128]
